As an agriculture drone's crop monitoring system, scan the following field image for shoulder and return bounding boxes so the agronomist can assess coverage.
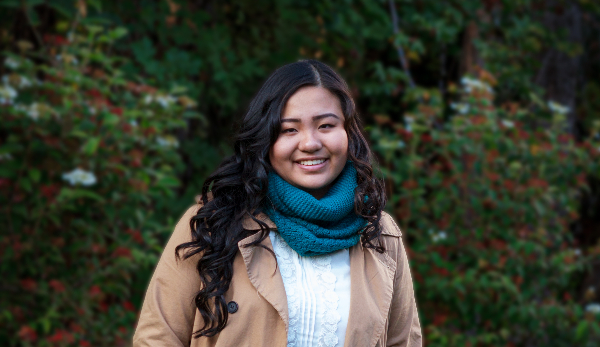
[170,198,206,245]
[379,211,402,238]
[377,211,405,262]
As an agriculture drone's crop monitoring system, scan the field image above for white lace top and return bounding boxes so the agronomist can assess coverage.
[269,231,351,347]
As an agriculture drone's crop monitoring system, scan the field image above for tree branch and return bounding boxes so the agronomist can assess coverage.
[388,0,416,89]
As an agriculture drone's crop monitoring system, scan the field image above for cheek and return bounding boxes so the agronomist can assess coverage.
[269,140,290,168]
[335,130,349,158]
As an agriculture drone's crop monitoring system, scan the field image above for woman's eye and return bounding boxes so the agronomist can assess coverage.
[319,123,334,129]
[281,128,296,133]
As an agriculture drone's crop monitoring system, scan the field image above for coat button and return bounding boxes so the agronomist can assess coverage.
[227,301,238,314]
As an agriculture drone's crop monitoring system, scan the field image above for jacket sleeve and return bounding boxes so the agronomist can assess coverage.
[133,205,202,347]
[385,215,423,347]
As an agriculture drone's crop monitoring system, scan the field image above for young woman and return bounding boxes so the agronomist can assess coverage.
[133,60,422,347]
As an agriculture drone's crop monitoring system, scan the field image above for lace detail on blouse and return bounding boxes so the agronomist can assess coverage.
[270,232,344,347]
[312,256,341,347]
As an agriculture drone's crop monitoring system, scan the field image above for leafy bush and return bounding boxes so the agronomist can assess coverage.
[1,1,600,346]
[371,70,600,346]
[0,24,200,346]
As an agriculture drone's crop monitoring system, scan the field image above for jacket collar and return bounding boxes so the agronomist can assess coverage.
[238,212,397,346]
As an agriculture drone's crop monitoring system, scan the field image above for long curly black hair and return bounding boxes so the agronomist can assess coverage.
[175,60,387,338]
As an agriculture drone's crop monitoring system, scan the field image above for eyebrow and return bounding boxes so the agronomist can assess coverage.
[280,113,340,123]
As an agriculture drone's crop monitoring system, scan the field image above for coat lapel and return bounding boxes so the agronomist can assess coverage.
[344,240,397,347]
[238,212,397,345]
[238,214,289,331]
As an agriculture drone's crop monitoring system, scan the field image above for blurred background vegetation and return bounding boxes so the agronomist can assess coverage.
[1,0,600,346]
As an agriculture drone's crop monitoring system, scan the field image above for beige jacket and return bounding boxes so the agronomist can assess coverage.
[133,204,422,347]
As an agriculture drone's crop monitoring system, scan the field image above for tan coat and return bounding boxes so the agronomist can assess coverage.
[133,205,422,347]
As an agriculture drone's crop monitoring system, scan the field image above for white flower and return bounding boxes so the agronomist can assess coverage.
[130,120,138,127]
[461,76,493,94]
[26,103,40,120]
[450,102,470,115]
[586,303,600,314]
[574,248,582,257]
[0,84,17,105]
[88,106,96,115]
[501,119,515,128]
[156,136,179,148]
[0,153,13,161]
[548,100,570,115]
[405,116,414,132]
[143,94,153,104]
[14,103,41,120]
[62,168,97,186]
[155,94,176,108]
[4,57,20,69]
[55,54,78,65]
[429,229,447,243]
[2,74,31,89]
[19,76,32,88]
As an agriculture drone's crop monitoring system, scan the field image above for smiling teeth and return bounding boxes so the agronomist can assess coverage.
[300,159,325,166]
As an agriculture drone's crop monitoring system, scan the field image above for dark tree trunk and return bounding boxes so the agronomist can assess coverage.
[535,1,584,137]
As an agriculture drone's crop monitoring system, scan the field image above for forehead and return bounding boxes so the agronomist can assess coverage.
[282,86,343,119]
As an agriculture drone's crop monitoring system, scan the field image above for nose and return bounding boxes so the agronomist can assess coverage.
[298,130,322,153]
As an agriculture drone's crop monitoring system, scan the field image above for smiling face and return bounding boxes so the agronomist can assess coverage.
[269,86,349,199]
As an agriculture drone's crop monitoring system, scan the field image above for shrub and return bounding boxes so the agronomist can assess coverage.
[0,24,200,346]
[371,69,600,346]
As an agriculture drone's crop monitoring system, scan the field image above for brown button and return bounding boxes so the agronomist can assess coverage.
[227,301,238,314]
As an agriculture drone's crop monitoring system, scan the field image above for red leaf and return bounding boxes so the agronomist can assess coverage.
[40,184,60,201]
[18,326,37,342]
[47,330,73,343]
[110,106,123,117]
[49,279,65,293]
[43,34,68,46]
[20,278,37,291]
[0,178,11,188]
[122,301,135,312]
[402,179,419,190]
[88,285,102,298]
[113,247,132,259]
[126,229,144,244]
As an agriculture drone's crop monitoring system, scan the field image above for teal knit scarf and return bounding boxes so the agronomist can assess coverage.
[264,162,366,256]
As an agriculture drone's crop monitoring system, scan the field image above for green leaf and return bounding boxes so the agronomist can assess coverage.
[56,188,105,203]
[155,176,180,188]
[0,1,20,7]
[40,317,52,334]
[28,169,41,183]
[26,0,45,6]
[20,177,32,192]
[26,7,40,26]
[46,1,74,18]
[82,137,101,155]
[576,321,589,341]
[103,113,120,127]
[109,27,128,40]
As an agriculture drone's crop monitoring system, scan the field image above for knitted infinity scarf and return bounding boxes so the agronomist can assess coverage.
[264,162,366,256]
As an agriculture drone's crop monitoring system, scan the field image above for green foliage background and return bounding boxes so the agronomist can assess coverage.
[1,0,600,346]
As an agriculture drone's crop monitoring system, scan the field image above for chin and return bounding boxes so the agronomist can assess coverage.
[296,181,330,192]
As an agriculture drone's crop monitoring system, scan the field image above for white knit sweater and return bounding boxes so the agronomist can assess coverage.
[269,231,351,347]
